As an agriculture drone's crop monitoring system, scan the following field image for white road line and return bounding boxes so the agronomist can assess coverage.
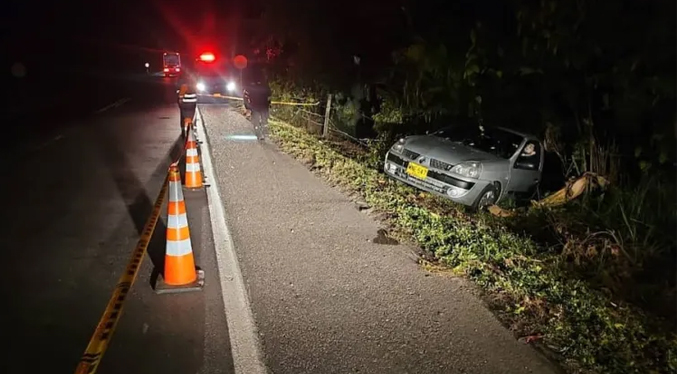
[32,134,65,151]
[95,97,131,114]
[195,107,268,374]
[114,97,131,107]
[95,102,117,114]
[17,97,132,157]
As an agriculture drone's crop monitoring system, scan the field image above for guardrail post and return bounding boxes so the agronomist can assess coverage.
[322,94,332,138]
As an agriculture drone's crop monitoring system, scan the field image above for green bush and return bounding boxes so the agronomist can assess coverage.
[269,118,677,374]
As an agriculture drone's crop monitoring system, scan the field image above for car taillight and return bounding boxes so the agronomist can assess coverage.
[175,68,180,71]
[164,68,169,72]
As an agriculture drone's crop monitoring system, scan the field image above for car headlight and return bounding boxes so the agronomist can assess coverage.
[390,138,406,152]
[226,82,236,92]
[196,82,206,91]
[450,161,482,179]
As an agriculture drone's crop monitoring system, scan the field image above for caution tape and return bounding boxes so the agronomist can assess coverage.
[74,175,169,374]
[197,93,319,106]
[199,93,242,101]
[271,100,320,106]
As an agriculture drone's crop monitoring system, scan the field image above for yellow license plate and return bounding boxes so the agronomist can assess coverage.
[406,162,428,179]
[213,93,222,97]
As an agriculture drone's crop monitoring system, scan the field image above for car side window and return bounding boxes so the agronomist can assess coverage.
[514,141,541,171]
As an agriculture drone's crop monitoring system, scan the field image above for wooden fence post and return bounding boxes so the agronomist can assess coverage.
[322,94,332,137]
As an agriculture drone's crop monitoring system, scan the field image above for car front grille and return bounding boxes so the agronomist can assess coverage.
[386,152,475,190]
[430,158,453,171]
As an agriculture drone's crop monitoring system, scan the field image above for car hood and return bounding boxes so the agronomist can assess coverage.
[403,135,501,164]
[198,75,236,83]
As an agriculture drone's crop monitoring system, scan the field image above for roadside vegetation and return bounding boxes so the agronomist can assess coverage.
[267,115,675,374]
[246,0,676,372]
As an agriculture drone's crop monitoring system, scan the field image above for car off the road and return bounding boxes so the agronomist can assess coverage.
[383,125,544,210]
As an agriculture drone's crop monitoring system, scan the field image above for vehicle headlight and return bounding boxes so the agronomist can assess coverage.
[196,82,206,91]
[390,138,406,152]
[450,161,482,179]
[226,82,236,92]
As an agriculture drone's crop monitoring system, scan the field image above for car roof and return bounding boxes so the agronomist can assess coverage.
[494,126,539,141]
[437,122,540,142]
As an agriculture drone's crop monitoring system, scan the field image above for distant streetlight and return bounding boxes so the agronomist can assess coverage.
[145,62,150,68]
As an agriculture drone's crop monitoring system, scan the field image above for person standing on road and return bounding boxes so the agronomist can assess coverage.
[177,78,198,138]
[244,78,271,140]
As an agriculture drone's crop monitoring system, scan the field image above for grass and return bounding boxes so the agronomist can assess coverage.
[267,116,677,374]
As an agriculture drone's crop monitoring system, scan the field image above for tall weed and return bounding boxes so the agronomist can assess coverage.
[542,177,676,320]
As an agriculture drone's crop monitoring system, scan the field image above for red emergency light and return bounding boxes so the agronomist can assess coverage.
[199,52,215,62]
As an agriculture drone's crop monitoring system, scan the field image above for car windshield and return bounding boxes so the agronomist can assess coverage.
[195,61,231,78]
[433,126,524,159]
[163,54,180,66]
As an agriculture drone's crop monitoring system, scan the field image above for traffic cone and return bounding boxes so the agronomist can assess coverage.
[154,164,204,294]
[184,128,204,189]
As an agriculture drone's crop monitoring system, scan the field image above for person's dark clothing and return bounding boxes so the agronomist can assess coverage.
[178,82,197,138]
[245,83,271,111]
[244,82,271,139]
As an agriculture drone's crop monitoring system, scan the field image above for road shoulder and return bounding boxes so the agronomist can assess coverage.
[200,105,559,374]
[195,107,268,374]
[97,107,235,374]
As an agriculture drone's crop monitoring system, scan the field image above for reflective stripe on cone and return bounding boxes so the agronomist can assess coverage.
[184,128,203,189]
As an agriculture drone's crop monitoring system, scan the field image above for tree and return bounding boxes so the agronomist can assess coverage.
[464,0,676,178]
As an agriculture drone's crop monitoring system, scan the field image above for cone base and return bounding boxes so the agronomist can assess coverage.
[164,254,198,284]
[154,269,205,295]
[184,172,203,189]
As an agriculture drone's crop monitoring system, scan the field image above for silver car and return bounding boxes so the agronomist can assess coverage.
[383,125,544,209]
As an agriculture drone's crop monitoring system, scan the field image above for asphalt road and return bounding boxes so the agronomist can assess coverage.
[1,67,560,374]
[200,106,560,374]
[0,72,233,374]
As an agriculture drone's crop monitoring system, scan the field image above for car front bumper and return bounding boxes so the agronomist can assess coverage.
[383,151,490,207]
[196,79,241,95]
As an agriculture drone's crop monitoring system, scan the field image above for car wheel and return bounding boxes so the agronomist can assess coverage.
[472,184,499,211]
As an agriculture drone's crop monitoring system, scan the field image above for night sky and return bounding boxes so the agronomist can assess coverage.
[2,0,423,78]
[2,0,245,74]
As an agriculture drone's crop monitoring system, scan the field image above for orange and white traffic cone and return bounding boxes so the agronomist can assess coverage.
[154,164,204,294]
[184,128,204,189]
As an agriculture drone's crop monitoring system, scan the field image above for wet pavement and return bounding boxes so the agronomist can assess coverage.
[0,75,233,374]
[199,105,559,374]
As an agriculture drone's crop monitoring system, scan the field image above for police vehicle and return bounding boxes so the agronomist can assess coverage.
[192,52,240,102]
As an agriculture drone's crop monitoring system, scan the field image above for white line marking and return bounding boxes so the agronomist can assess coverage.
[95,97,131,114]
[195,107,268,374]
[28,134,65,153]
[114,97,131,107]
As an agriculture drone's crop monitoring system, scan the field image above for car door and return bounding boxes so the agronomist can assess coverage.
[505,140,543,198]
